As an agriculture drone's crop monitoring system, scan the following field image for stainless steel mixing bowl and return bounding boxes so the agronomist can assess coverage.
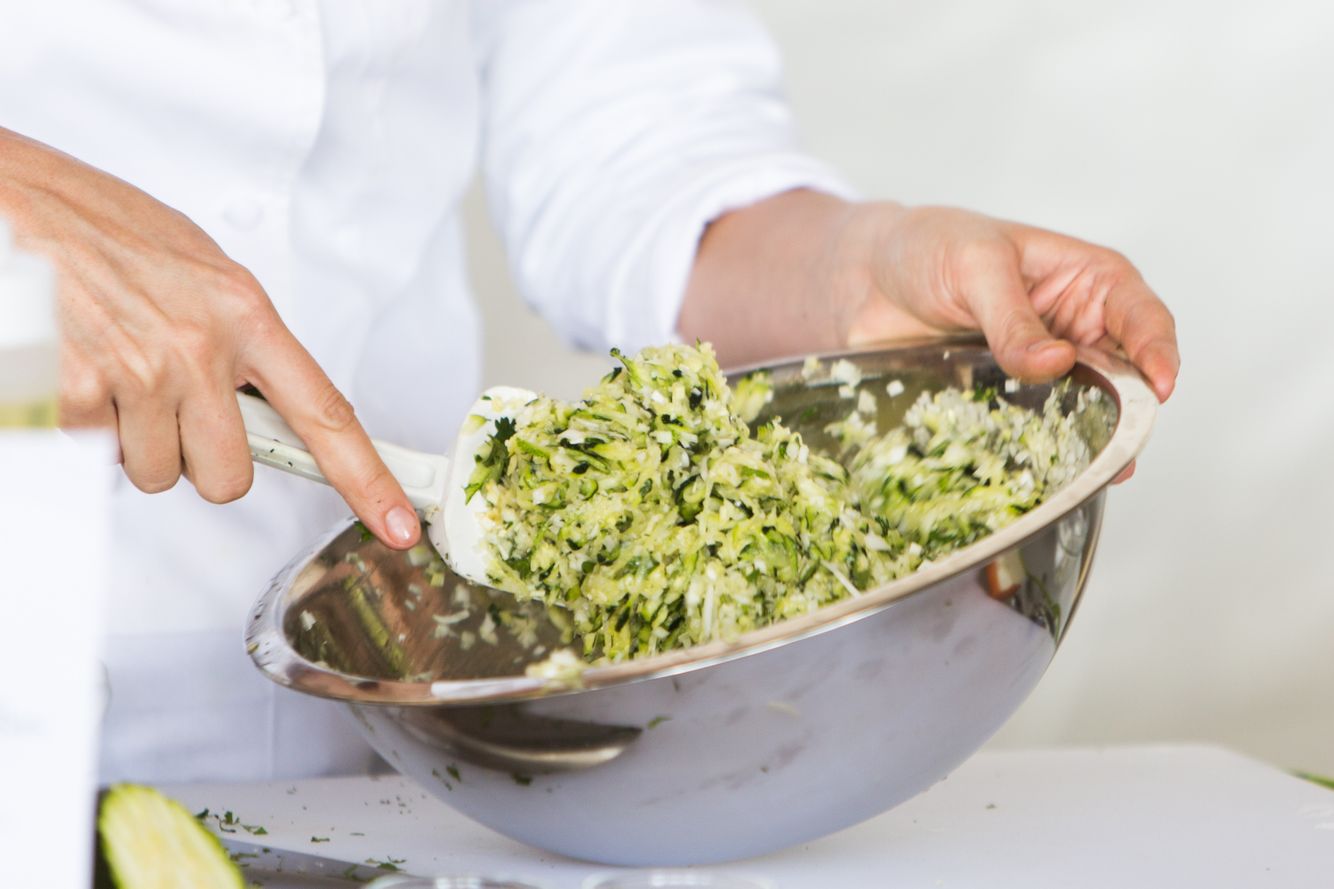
[247,339,1156,866]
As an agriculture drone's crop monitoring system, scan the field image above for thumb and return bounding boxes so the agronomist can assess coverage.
[957,243,1076,380]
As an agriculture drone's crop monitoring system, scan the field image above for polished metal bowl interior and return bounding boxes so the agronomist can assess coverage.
[247,339,1156,866]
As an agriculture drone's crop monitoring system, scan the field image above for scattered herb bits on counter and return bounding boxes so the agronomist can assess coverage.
[465,342,1099,665]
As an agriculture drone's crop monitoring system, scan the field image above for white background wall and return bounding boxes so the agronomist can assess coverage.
[468,1,1334,774]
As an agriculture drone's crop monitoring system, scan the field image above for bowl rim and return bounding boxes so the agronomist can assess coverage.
[246,338,1156,705]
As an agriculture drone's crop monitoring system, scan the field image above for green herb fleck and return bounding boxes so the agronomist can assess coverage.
[367,857,406,872]
[1295,770,1334,791]
[464,415,519,502]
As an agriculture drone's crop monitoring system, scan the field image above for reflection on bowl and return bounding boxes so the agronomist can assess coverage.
[248,340,1155,866]
[368,878,546,889]
[585,872,773,889]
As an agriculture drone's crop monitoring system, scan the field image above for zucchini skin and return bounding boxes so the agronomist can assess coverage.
[94,784,244,889]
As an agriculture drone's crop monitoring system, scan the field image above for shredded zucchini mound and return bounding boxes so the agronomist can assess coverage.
[466,343,1096,664]
[849,386,1094,561]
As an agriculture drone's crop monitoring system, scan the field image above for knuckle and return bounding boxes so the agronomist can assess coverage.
[60,368,111,419]
[999,306,1041,343]
[1099,246,1132,269]
[1121,303,1167,351]
[1161,304,1178,332]
[346,462,398,509]
[169,319,216,371]
[314,382,358,433]
[215,264,269,315]
[1095,248,1140,288]
[121,346,170,396]
[173,321,214,359]
[170,321,224,379]
[225,285,282,346]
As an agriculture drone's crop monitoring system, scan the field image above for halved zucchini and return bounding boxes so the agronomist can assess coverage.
[96,784,244,889]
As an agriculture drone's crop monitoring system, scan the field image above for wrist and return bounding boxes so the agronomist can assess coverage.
[682,188,859,363]
[829,200,908,344]
[0,129,63,234]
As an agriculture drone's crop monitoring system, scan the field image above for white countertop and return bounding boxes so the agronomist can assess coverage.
[163,744,1334,888]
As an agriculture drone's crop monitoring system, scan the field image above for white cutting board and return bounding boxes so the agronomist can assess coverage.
[163,744,1334,888]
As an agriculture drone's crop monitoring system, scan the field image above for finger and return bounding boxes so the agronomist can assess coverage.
[1112,460,1136,485]
[116,396,183,493]
[179,385,253,504]
[957,242,1077,381]
[1103,279,1180,402]
[59,350,116,426]
[243,326,420,550]
[58,348,126,461]
[1086,337,1138,484]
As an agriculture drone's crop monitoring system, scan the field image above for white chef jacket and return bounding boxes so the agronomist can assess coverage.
[0,1,848,782]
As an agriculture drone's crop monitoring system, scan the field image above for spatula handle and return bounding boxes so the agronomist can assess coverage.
[237,392,449,514]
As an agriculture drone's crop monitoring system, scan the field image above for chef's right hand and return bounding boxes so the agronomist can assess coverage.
[0,128,421,549]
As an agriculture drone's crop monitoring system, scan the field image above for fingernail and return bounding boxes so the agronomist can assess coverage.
[1026,339,1059,354]
[385,506,418,546]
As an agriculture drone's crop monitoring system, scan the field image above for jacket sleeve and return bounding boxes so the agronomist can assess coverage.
[470,0,854,353]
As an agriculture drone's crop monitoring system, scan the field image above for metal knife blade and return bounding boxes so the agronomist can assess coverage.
[219,835,412,886]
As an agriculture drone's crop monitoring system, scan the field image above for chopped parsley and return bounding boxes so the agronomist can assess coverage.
[367,856,406,872]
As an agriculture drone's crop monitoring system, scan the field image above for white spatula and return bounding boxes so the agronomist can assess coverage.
[237,388,536,586]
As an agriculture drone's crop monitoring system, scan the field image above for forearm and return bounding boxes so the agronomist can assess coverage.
[678,189,890,367]
[0,127,50,215]
[0,126,100,207]
[683,190,1178,401]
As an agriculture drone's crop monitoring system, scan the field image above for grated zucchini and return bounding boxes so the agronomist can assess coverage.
[467,343,1097,664]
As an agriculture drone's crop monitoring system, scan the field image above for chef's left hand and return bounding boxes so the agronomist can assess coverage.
[681,190,1179,403]
[841,202,1179,402]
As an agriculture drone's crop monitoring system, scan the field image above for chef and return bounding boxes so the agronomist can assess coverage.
[0,1,1177,783]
